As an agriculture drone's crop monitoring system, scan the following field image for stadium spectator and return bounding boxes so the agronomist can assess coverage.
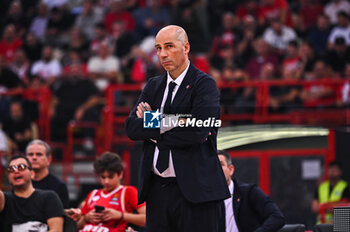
[22,32,43,62]
[245,38,279,80]
[26,139,70,208]
[50,62,102,141]
[0,155,64,231]
[74,0,104,41]
[10,49,30,85]
[209,12,238,71]
[296,0,324,35]
[312,160,350,224]
[29,2,49,41]
[217,150,285,232]
[89,23,111,56]
[0,24,23,64]
[65,152,146,231]
[41,0,68,10]
[324,36,350,76]
[307,14,331,56]
[281,40,303,80]
[31,45,62,85]
[324,0,350,25]
[262,18,297,54]
[110,20,136,61]
[300,60,337,108]
[328,11,350,47]
[2,100,33,153]
[258,0,294,27]
[103,0,135,34]
[298,40,318,79]
[133,0,170,41]
[1,1,29,37]
[87,40,122,91]
[63,27,90,60]
[234,0,259,27]
[0,55,22,92]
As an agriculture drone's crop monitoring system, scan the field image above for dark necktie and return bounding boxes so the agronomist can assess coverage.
[156,81,176,173]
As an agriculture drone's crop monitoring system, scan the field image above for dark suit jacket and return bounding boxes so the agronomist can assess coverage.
[126,63,230,204]
[231,179,286,232]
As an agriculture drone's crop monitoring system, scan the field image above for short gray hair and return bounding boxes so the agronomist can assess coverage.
[26,139,52,157]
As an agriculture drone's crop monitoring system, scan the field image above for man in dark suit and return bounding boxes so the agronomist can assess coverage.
[126,25,230,232]
[218,150,286,232]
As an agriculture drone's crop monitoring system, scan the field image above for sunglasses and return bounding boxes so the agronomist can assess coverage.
[7,163,31,173]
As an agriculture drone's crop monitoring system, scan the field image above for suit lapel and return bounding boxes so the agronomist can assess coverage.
[152,73,167,110]
[171,64,196,107]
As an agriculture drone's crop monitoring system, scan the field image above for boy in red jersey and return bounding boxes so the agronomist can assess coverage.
[66,152,146,232]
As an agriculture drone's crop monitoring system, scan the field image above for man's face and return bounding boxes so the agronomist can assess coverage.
[218,154,234,185]
[26,144,51,171]
[99,170,123,192]
[8,158,33,188]
[155,27,189,78]
[328,165,342,182]
[10,102,23,121]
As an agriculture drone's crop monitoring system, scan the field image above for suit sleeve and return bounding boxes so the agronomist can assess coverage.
[125,78,161,141]
[248,186,286,232]
[159,76,220,148]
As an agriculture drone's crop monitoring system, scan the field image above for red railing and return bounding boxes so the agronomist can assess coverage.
[318,201,350,223]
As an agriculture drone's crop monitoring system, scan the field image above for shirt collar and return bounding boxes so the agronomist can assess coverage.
[166,61,190,87]
[229,180,234,196]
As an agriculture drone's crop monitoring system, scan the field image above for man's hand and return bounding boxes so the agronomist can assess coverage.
[65,208,82,221]
[136,102,152,118]
[101,208,122,221]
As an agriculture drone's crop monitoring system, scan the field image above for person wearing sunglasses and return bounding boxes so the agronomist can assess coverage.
[0,155,65,232]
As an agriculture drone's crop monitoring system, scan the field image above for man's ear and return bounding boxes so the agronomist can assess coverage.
[47,155,52,165]
[229,164,235,177]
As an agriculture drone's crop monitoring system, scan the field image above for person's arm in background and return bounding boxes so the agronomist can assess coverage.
[45,191,65,232]
[248,185,286,232]
[311,188,320,213]
[0,191,5,212]
[47,217,64,232]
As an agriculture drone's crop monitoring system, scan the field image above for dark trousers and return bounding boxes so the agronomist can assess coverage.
[146,174,225,232]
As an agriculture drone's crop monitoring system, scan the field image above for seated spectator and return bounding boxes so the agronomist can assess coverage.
[87,40,122,91]
[1,1,29,37]
[74,0,104,41]
[262,18,297,54]
[0,55,22,92]
[234,0,259,27]
[26,139,70,208]
[324,36,350,76]
[258,0,294,27]
[50,62,103,141]
[209,12,238,71]
[2,100,33,153]
[281,40,303,80]
[65,152,146,231]
[42,0,68,10]
[337,63,350,107]
[0,155,64,231]
[328,11,350,47]
[31,45,62,86]
[10,49,31,85]
[245,38,279,80]
[308,14,331,56]
[110,20,136,61]
[296,0,324,36]
[29,2,49,41]
[298,40,318,79]
[218,150,285,232]
[300,60,337,108]
[90,23,112,56]
[324,0,350,25]
[62,27,90,61]
[22,32,43,62]
[133,0,170,41]
[103,0,135,34]
[0,24,23,65]
[45,6,74,47]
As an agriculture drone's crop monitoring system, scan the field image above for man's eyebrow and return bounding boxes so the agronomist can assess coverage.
[155,42,175,47]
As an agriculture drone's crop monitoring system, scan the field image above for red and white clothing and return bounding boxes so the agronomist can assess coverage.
[80,185,145,232]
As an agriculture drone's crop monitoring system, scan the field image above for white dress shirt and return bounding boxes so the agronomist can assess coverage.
[152,62,190,177]
[225,181,239,232]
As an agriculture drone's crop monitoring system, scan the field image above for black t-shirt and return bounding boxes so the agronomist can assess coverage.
[32,173,70,208]
[0,189,64,231]
[0,67,22,89]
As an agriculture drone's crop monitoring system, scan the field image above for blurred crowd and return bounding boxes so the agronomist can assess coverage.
[1,0,350,151]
